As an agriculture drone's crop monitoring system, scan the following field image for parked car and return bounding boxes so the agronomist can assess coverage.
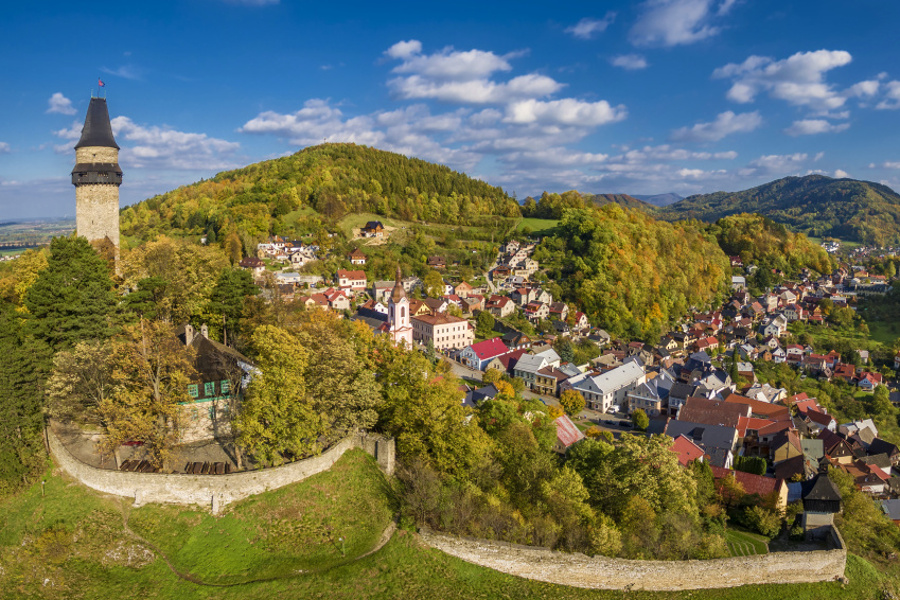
[618,420,633,428]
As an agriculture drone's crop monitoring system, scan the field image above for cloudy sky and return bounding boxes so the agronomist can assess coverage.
[2,0,900,219]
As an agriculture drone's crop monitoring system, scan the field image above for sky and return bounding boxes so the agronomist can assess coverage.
[2,0,900,219]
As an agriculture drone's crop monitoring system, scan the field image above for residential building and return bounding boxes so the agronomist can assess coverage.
[411,313,474,350]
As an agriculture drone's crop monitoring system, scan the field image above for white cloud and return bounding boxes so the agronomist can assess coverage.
[713,50,853,112]
[0,142,9,154]
[610,54,648,70]
[47,92,76,115]
[671,110,762,142]
[784,119,850,136]
[846,80,880,97]
[504,98,627,127]
[54,116,240,170]
[385,40,565,104]
[739,153,809,178]
[876,80,900,109]
[834,169,850,178]
[385,40,423,60]
[565,13,616,39]
[629,0,735,47]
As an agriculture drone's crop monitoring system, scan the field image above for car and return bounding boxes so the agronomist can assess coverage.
[618,420,633,428]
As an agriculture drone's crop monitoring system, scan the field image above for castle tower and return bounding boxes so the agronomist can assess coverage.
[72,97,122,258]
[388,266,413,347]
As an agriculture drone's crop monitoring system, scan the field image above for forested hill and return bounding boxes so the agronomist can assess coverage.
[120,143,521,242]
[520,190,653,219]
[535,204,730,340]
[657,175,900,245]
[586,193,656,212]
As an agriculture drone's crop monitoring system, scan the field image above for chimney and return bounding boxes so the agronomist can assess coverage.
[201,324,209,339]
[185,324,195,345]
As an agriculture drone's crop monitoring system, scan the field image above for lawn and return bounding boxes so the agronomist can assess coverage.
[516,217,560,236]
[0,452,895,600]
[337,212,409,237]
[724,528,769,556]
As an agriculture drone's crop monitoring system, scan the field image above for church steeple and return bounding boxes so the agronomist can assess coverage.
[74,97,120,149]
[388,265,412,347]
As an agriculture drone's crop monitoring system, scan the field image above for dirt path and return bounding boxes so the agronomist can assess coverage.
[118,502,397,588]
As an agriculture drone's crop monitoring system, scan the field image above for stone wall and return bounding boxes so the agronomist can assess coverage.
[76,184,120,248]
[48,426,394,514]
[419,528,846,591]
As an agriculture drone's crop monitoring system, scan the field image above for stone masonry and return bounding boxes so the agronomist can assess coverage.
[48,426,395,514]
[419,528,847,591]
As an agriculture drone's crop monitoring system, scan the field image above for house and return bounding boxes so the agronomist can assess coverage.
[427,256,446,269]
[459,338,510,370]
[462,383,501,408]
[336,269,367,291]
[677,397,750,428]
[423,298,449,314]
[238,256,265,277]
[454,281,474,298]
[710,466,789,511]
[744,383,787,404]
[362,221,384,238]
[485,295,515,319]
[176,323,255,443]
[348,248,367,265]
[664,420,738,468]
[324,289,350,311]
[670,434,706,466]
[548,302,569,321]
[513,349,562,390]
[524,301,550,321]
[484,348,529,376]
[868,438,900,467]
[572,312,590,331]
[857,371,883,391]
[371,280,395,302]
[568,361,646,413]
[553,415,585,454]
[626,371,674,417]
[760,314,789,338]
[534,366,572,397]
[411,313,474,350]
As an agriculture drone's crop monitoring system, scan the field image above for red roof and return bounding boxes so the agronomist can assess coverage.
[710,467,784,498]
[468,337,510,360]
[554,415,585,448]
[670,435,705,466]
[736,416,775,437]
[724,394,791,421]
[337,269,366,280]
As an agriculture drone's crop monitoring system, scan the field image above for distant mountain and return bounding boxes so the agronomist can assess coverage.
[657,175,900,245]
[632,193,683,207]
[586,193,656,212]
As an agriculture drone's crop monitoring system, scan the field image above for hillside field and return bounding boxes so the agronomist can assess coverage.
[0,450,893,600]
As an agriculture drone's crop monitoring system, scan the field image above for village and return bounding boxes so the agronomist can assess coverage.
[224,220,900,532]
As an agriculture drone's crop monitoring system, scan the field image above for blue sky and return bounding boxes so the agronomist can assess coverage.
[2,0,900,219]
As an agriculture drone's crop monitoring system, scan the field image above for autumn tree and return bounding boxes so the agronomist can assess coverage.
[236,325,324,465]
[631,408,650,431]
[559,389,586,416]
[46,340,116,425]
[97,320,196,468]
[423,269,444,298]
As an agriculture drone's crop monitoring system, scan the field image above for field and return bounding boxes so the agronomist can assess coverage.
[725,528,769,556]
[0,451,894,599]
[516,217,561,236]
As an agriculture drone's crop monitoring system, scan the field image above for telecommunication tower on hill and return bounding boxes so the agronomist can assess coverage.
[72,95,122,261]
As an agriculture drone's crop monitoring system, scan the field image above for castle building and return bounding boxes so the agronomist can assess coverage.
[388,266,413,347]
[72,97,122,258]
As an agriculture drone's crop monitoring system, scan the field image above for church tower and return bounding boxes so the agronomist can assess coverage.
[388,266,413,347]
[72,96,122,259]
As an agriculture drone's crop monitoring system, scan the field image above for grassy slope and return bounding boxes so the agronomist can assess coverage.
[0,451,893,600]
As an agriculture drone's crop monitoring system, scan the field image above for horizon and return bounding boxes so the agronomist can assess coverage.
[3,2,900,219]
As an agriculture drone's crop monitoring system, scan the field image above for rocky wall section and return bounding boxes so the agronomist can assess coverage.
[48,426,395,513]
[419,528,846,591]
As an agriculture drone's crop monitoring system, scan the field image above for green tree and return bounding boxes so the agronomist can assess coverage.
[482,367,504,385]
[475,310,496,338]
[205,267,259,345]
[224,231,243,265]
[559,389,586,417]
[46,340,116,426]
[25,235,117,354]
[0,307,48,495]
[423,269,444,298]
[631,409,650,431]
[236,325,324,465]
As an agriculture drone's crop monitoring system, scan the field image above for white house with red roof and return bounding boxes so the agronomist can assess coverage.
[336,269,367,291]
[459,338,510,370]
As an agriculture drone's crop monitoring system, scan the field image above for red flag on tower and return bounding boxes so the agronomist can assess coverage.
[98,78,105,87]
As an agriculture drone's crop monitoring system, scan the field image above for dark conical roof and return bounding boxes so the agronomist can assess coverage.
[390,266,406,303]
[75,97,119,149]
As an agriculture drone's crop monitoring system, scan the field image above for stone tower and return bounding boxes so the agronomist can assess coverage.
[72,97,122,257]
[388,266,413,347]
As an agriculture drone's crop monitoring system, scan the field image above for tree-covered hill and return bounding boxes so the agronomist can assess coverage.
[535,204,730,340]
[586,193,656,212]
[657,175,900,245]
[709,214,833,275]
[120,143,521,243]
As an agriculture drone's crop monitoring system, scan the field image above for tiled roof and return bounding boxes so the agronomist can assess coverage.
[554,415,585,448]
[468,337,509,360]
